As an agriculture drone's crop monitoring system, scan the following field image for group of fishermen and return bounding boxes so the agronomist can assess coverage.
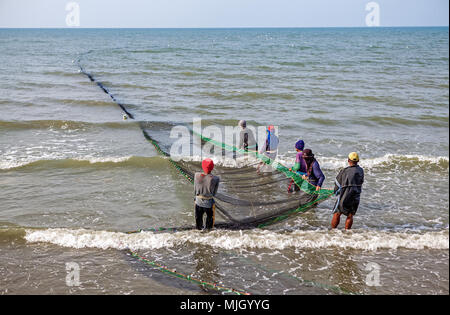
[194,120,364,231]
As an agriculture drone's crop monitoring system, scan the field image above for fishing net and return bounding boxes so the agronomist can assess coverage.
[139,122,334,229]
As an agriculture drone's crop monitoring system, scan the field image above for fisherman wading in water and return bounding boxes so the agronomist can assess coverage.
[301,149,325,191]
[194,158,220,230]
[288,139,307,192]
[257,125,279,173]
[238,120,258,153]
[331,152,364,230]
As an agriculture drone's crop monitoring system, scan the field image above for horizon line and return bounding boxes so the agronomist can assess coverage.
[0,25,448,30]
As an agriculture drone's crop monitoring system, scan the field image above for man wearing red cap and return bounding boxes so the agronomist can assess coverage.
[194,158,220,230]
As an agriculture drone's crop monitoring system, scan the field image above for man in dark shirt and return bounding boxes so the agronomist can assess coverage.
[194,158,220,230]
[301,149,325,191]
[331,152,364,230]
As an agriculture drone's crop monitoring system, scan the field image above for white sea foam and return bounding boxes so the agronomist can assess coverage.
[0,155,135,170]
[24,228,449,251]
[78,156,133,164]
[2,153,447,171]
[178,153,449,172]
[276,154,449,171]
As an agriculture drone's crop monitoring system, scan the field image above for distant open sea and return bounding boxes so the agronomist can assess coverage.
[0,27,448,294]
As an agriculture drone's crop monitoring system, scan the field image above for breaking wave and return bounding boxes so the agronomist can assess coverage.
[0,120,137,131]
[179,153,449,172]
[2,152,447,172]
[277,154,449,172]
[0,156,166,171]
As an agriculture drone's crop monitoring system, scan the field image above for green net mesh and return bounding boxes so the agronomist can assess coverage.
[140,123,334,229]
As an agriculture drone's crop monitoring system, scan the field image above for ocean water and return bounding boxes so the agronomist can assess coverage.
[0,28,448,295]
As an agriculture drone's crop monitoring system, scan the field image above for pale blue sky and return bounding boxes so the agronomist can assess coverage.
[0,0,448,28]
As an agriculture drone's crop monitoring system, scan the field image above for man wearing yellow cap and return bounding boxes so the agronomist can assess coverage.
[331,152,364,230]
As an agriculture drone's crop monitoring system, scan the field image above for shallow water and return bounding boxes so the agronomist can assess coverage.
[0,28,448,295]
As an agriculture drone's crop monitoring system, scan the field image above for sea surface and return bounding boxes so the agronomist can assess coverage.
[0,27,448,295]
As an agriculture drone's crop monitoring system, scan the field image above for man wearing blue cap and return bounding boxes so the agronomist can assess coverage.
[288,140,307,192]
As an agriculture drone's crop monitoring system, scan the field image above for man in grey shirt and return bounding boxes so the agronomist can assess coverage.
[194,158,220,230]
[331,152,364,230]
[238,120,258,152]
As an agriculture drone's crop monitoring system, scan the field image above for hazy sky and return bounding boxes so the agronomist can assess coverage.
[0,0,448,28]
